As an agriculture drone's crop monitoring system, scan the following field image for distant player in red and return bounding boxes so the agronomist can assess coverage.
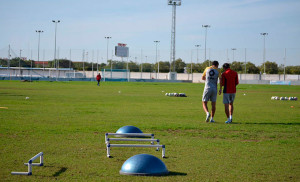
[219,63,239,123]
[96,73,101,86]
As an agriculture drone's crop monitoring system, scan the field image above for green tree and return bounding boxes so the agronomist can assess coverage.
[231,61,244,73]
[142,63,153,72]
[246,62,260,74]
[155,61,170,73]
[128,61,139,72]
[260,61,278,74]
[286,66,300,74]
[185,63,203,73]
[0,59,8,67]
[172,58,186,73]
[201,60,212,69]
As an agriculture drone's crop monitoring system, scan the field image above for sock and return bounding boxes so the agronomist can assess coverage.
[230,115,232,120]
[211,117,213,120]
[206,112,210,116]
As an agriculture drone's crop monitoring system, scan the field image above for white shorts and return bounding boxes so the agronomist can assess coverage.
[202,89,217,102]
[223,93,236,104]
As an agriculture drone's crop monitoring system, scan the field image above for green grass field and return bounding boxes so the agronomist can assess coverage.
[0,81,299,181]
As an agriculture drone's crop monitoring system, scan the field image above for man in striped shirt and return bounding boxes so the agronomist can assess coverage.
[219,63,239,124]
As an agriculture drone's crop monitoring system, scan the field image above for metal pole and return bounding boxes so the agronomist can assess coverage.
[140,49,143,79]
[105,36,112,78]
[231,48,236,63]
[19,49,22,76]
[244,48,247,74]
[191,49,193,81]
[43,49,45,69]
[92,50,94,80]
[8,45,11,79]
[154,41,160,79]
[52,20,60,81]
[195,45,200,64]
[30,50,32,82]
[97,49,99,74]
[82,49,85,76]
[284,48,286,80]
[202,25,210,65]
[261,33,268,74]
[168,0,181,73]
[85,51,88,77]
[69,49,72,70]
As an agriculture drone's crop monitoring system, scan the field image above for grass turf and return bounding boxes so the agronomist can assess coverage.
[0,81,299,181]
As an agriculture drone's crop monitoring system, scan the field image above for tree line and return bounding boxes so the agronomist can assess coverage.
[1,57,299,74]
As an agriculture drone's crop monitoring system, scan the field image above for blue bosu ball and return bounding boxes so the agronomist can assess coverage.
[120,154,169,176]
[116,125,143,134]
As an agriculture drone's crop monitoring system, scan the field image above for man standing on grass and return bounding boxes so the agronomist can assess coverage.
[96,73,101,86]
[202,61,221,123]
[219,63,239,124]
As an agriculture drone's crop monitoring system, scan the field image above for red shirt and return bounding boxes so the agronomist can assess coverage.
[221,69,239,93]
[96,74,101,81]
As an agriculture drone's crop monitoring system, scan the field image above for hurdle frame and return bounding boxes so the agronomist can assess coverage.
[106,143,166,158]
[105,133,155,142]
[11,152,44,175]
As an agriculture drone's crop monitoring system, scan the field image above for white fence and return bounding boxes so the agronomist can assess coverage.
[1,67,299,84]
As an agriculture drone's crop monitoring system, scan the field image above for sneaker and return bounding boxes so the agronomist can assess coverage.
[210,119,215,123]
[225,119,232,124]
[205,113,211,122]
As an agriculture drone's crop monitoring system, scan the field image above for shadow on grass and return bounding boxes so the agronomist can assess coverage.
[234,122,300,125]
[168,171,187,176]
[53,167,68,177]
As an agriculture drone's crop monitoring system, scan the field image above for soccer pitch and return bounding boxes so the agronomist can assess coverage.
[0,81,299,181]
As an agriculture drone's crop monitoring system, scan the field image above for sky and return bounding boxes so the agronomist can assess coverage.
[0,0,300,66]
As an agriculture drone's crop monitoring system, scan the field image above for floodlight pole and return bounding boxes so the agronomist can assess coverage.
[96,49,99,75]
[195,45,200,64]
[36,30,43,77]
[85,51,88,77]
[244,48,247,74]
[52,20,60,81]
[105,36,112,78]
[260,33,268,74]
[8,45,11,79]
[202,25,210,66]
[19,49,22,76]
[231,48,236,62]
[190,49,193,81]
[154,41,160,79]
[168,0,181,72]
[284,48,286,80]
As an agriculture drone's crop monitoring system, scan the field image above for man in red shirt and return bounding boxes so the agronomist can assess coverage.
[219,63,239,123]
[96,73,101,86]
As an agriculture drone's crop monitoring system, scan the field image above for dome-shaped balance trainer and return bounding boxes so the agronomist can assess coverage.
[116,125,143,134]
[120,154,169,176]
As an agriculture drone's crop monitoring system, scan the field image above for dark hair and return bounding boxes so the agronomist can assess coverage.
[223,63,230,69]
[212,61,219,67]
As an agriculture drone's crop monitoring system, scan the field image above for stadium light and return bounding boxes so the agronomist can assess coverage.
[35,30,44,69]
[168,0,181,72]
[19,49,22,76]
[52,20,60,80]
[195,45,200,64]
[260,33,268,74]
[231,48,236,62]
[105,36,112,78]
[202,25,210,66]
[154,41,160,79]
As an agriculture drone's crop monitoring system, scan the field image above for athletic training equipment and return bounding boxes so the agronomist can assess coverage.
[119,154,168,176]
[11,152,44,175]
